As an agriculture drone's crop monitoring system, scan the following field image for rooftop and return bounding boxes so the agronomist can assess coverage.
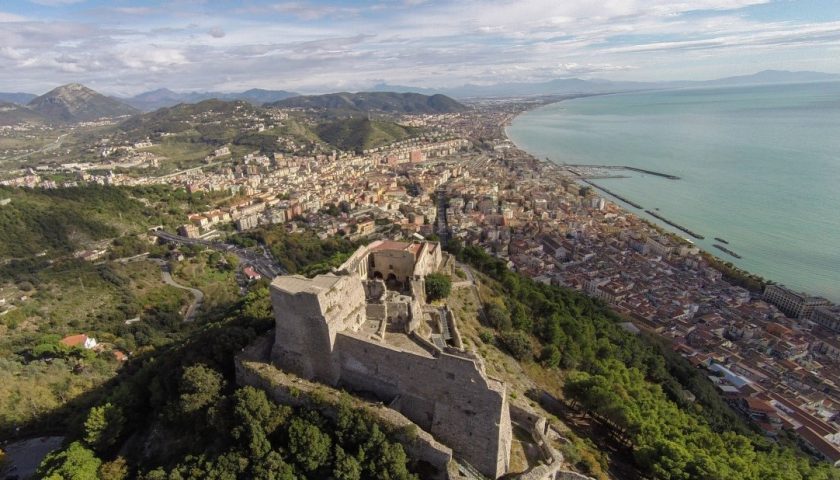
[272,274,342,295]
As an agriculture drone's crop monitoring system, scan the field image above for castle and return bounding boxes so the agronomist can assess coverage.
[269,240,512,478]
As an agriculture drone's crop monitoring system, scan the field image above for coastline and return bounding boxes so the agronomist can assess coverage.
[501,99,829,303]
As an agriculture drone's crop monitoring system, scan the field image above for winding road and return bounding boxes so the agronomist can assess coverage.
[148,258,204,322]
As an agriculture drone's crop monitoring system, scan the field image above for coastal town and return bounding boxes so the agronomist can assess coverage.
[3,98,840,469]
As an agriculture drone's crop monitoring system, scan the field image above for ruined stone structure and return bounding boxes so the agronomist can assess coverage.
[269,240,512,478]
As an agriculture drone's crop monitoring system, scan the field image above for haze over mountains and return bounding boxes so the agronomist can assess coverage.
[122,88,299,111]
[0,92,37,105]
[1,70,838,126]
[373,70,840,97]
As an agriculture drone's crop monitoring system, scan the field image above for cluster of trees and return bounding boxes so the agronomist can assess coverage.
[35,286,419,479]
[0,184,215,260]
[0,186,137,258]
[234,227,358,276]
[564,361,838,480]
[458,245,836,480]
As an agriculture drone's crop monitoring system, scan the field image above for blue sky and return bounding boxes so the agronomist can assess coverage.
[1,0,839,94]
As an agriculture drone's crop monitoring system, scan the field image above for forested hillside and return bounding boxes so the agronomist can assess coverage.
[0,185,217,259]
[458,244,839,480]
[315,117,420,153]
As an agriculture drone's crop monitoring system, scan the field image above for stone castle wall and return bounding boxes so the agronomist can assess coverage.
[235,337,454,480]
[335,332,511,478]
[270,275,366,383]
[269,241,511,478]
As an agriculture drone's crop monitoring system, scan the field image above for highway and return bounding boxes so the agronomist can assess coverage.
[153,231,287,279]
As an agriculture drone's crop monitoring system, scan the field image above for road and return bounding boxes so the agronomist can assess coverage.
[153,230,286,279]
[147,258,204,322]
[160,269,204,322]
[10,133,69,162]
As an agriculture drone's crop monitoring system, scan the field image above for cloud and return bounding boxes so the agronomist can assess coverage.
[28,0,86,5]
[208,26,225,38]
[0,11,27,22]
[107,7,158,15]
[1,0,839,93]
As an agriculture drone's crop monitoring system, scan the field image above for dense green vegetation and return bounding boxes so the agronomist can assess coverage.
[424,273,451,301]
[0,185,217,259]
[0,257,195,437]
[315,117,419,153]
[270,92,467,114]
[0,185,146,258]
[232,226,359,276]
[34,287,419,479]
[459,245,837,480]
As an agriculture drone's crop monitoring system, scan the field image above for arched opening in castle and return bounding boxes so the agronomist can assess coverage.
[269,240,512,479]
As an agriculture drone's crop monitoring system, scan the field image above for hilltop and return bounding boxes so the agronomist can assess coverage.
[314,117,420,152]
[27,84,139,122]
[270,91,467,114]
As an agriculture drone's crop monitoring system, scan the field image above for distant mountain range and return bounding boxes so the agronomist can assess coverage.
[0,71,837,125]
[372,70,840,98]
[120,88,299,111]
[269,91,467,114]
[0,92,37,105]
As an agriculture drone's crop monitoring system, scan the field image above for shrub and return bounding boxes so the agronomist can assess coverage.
[424,273,451,301]
[498,331,533,360]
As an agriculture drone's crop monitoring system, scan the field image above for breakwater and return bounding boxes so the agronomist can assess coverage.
[714,244,742,259]
[583,180,642,209]
[622,166,680,180]
[644,210,705,240]
[563,164,680,180]
[714,237,729,245]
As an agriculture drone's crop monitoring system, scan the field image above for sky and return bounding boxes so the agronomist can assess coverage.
[1,0,840,95]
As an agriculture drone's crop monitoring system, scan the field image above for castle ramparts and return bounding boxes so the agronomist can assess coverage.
[268,240,512,478]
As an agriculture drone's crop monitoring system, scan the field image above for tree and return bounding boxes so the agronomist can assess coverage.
[424,273,451,301]
[540,344,562,368]
[36,441,101,480]
[483,301,512,330]
[99,457,129,480]
[84,403,125,452]
[252,450,296,480]
[178,364,225,415]
[287,418,332,473]
[333,446,362,480]
[445,237,463,256]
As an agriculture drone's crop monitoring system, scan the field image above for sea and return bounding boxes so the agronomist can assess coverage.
[506,82,840,302]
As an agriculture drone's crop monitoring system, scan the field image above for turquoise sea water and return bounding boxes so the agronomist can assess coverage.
[507,82,840,302]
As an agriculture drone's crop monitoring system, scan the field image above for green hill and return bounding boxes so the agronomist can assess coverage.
[0,185,197,259]
[0,186,148,258]
[314,117,419,152]
[271,91,466,114]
